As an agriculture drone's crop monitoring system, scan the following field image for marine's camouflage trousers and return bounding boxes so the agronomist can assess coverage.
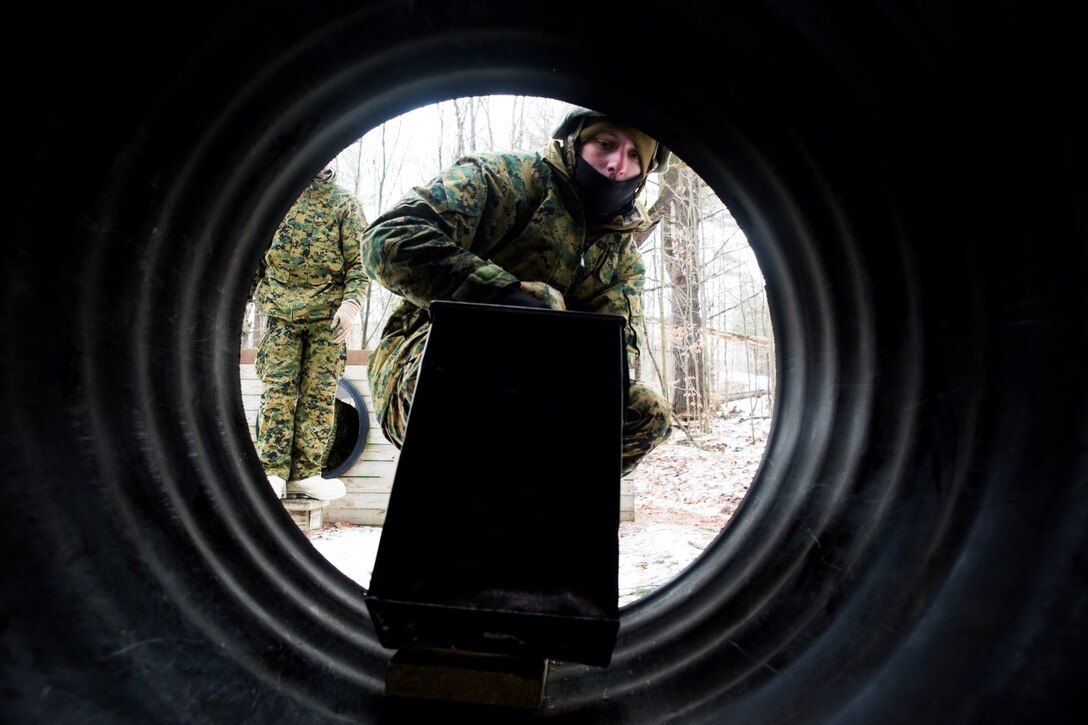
[255,316,346,481]
[621,383,672,475]
[370,335,671,476]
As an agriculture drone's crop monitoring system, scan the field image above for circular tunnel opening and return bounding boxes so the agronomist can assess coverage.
[251,95,776,610]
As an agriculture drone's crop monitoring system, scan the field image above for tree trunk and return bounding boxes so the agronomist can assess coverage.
[660,162,709,426]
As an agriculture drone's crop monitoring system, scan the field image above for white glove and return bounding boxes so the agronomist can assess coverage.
[330,299,360,344]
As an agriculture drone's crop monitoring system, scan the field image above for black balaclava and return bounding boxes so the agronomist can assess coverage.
[574,156,643,225]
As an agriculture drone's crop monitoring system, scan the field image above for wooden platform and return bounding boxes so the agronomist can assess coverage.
[282,496,326,532]
[239,358,634,525]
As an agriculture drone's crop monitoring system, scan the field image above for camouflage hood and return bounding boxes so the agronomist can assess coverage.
[541,138,654,234]
[551,106,673,176]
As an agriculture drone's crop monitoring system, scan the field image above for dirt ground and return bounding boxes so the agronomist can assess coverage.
[616,402,772,604]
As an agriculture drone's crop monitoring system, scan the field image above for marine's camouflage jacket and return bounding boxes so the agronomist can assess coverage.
[363,138,656,396]
[251,176,368,320]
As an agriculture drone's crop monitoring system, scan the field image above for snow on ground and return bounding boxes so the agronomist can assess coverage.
[306,398,773,608]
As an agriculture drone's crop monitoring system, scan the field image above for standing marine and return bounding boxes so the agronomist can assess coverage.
[250,164,369,500]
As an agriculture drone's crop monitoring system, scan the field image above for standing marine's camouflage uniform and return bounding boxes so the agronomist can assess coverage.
[363,112,672,475]
[251,169,369,484]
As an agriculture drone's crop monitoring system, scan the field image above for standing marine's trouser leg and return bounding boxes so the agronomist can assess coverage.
[255,317,304,481]
[290,317,346,479]
[623,382,671,476]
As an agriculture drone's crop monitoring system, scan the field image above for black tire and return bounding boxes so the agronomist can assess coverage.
[323,379,370,479]
[5,2,1085,723]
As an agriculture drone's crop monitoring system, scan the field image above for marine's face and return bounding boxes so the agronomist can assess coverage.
[578,129,643,182]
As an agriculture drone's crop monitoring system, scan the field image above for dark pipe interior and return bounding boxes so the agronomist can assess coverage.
[4,3,1084,723]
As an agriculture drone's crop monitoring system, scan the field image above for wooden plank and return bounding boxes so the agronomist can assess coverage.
[339,459,398,479]
[359,446,399,462]
[365,430,391,446]
[324,505,389,522]
[239,378,262,393]
[342,479,393,495]
[385,648,547,709]
[619,497,634,523]
[329,492,399,510]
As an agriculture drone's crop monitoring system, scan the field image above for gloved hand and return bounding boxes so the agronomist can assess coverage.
[330,299,360,344]
[492,282,565,310]
[518,281,566,310]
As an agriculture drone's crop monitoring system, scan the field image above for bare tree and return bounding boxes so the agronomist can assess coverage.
[637,153,774,440]
[655,161,711,428]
